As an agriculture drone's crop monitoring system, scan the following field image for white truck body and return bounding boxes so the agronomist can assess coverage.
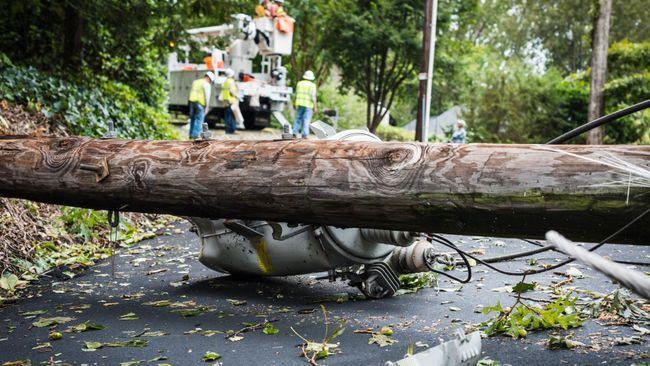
[167,14,294,129]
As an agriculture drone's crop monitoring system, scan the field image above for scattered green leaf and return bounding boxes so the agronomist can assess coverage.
[291,305,345,363]
[141,331,168,337]
[369,333,398,347]
[20,310,47,318]
[477,358,501,366]
[0,274,27,295]
[202,351,221,362]
[171,307,209,317]
[119,361,143,366]
[68,321,105,332]
[512,282,535,294]
[226,298,247,306]
[482,294,584,339]
[32,342,51,351]
[142,300,172,307]
[119,312,139,321]
[547,335,585,350]
[32,316,75,327]
[262,323,279,335]
[396,272,438,295]
[2,360,31,366]
[84,339,148,351]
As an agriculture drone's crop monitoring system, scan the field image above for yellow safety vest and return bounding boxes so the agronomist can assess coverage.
[295,80,316,109]
[188,79,207,106]
[220,77,237,104]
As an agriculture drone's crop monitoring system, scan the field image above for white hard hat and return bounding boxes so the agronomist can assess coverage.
[302,70,315,81]
[457,119,466,127]
[225,68,235,77]
[205,71,216,83]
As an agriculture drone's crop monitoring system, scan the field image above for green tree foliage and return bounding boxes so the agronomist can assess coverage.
[0,1,176,106]
[286,0,332,86]
[0,56,176,139]
[323,0,424,132]
[472,0,649,74]
[602,40,650,144]
[461,52,587,143]
[462,40,649,144]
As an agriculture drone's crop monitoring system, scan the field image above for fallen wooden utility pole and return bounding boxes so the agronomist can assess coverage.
[0,136,648,244]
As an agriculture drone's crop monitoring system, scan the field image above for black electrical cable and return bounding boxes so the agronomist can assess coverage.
[612,259,650,266]
[473,247,650,267]
[476,100,650,265]
[480,244,553,263]
[521,239,545,247]
[547,99,650,144]
[420,101,650,282]
[427,208,649,278]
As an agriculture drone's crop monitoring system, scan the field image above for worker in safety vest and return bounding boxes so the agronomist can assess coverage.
[292,70,318,138]
[188,72,216,139]
[219,69,241,134]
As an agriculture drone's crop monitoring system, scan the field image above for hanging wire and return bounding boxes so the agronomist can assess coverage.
[424,208,649,279]
[423,242,473,283]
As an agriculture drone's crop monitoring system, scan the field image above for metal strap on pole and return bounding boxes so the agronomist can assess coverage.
[108,210,120,278]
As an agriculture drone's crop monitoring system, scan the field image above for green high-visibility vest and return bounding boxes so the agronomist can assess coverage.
[189,79,207,106]
[295,80,316,109]
[220,77,237,104]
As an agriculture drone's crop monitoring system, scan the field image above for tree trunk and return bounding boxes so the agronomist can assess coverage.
[586,0,612,145]
[63,3,85,71]
[0,136,648,244]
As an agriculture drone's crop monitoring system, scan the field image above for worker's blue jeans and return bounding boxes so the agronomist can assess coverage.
[225,107,237,134]
[293,106,313,138]
[188,102,205,139]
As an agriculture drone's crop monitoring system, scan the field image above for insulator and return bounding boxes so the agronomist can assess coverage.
[360,228,416,247]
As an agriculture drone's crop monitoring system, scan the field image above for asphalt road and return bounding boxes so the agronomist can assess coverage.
[1,222,648,366]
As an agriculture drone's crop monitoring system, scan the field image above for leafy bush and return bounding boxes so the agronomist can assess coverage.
[376,124,415,142]
[0,55,177,139]
[482,294,584,339]
[315,80,368,130]
[462,41,650,144]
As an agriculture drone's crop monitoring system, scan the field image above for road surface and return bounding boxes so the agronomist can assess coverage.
[0,222,648,365]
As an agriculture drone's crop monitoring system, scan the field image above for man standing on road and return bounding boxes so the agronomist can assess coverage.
[219,68,241,134]
[293,70,317,138]
[188,72,216,139]
[450,119,467,144]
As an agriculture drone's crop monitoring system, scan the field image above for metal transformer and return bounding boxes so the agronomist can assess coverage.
[188,126,441,298]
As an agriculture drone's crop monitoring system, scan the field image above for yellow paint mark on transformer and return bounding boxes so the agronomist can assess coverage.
[254,239,273,274]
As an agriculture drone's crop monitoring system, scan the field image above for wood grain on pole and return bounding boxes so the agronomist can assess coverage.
[0,136,648,244]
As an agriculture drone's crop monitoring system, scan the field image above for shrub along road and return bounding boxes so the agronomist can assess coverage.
[0,222,648,365]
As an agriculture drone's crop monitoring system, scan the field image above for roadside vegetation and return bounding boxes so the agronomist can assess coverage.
[0,54,176,140]
[0,92,173,303]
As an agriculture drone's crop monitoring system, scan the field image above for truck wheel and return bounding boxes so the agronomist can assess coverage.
[242,110,267,130]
